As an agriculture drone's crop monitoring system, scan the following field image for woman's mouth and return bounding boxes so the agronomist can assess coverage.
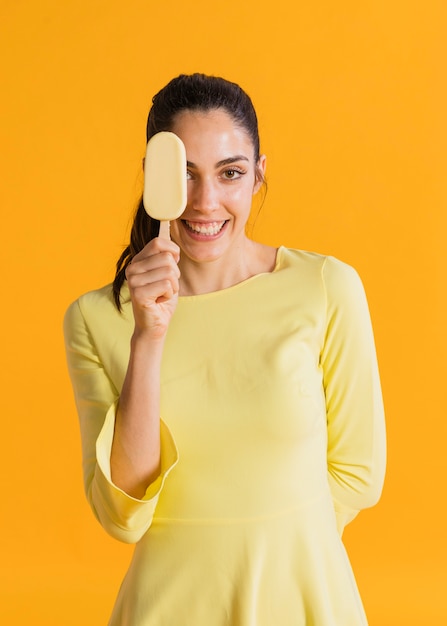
[182,220,228,237]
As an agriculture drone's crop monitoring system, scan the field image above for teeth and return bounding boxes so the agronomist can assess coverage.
[185,220,226,235]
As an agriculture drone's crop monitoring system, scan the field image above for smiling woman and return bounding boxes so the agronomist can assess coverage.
[63,73,386,626]
[168,108,269,285]
[112,74,269,303]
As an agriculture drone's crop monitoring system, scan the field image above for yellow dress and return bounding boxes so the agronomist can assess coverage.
[64,247,386,625]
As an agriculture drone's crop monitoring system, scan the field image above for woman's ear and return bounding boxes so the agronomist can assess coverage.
[253,154,267,194]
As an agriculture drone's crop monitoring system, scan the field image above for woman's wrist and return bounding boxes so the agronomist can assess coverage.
[130,327,167,353]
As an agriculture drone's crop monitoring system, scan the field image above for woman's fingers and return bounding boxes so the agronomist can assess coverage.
[127,251,180,283]
[125,237,181,335]
[127,252,180,302]
[131,276,178,305]
[130,237,180,267]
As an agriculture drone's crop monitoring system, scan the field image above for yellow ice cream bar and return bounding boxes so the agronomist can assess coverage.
[143,132,187,221]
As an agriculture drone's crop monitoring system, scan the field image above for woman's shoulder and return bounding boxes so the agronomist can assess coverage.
[64,282,130,330]
[279,246,344,270]
[278,247,364,299]
[66,283,114,315]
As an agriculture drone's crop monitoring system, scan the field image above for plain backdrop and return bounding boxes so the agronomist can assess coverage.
[1,1,446,624]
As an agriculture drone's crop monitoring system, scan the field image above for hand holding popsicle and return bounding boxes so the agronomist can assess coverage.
[125,132,187,337]
[110,132,187,498]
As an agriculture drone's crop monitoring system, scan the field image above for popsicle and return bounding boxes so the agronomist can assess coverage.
[143,131,187,239]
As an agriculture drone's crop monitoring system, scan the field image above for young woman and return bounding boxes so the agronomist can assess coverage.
[64,73,386,625]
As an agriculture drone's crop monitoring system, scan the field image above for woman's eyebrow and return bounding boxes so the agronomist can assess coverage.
[186,155,250,169]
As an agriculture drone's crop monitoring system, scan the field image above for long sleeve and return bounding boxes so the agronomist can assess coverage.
[63,293,179,543]
[320,257,386,535]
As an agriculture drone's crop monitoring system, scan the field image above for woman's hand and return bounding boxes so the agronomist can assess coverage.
[125,236,180,340]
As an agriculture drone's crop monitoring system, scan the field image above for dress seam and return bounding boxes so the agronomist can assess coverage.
[152,493,330,525]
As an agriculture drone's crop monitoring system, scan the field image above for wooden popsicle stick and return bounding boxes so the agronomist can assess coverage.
[158,220,171,240]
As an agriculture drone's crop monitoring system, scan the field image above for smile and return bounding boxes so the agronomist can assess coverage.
[183,220,228,236]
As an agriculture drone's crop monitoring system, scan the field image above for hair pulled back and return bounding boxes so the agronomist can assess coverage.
[112,73,262,310]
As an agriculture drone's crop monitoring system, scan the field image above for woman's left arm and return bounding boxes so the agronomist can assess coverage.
[321,256,386,535]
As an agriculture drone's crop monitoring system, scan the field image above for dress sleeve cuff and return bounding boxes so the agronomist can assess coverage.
[333,501,359,536]
[90,402,179,543]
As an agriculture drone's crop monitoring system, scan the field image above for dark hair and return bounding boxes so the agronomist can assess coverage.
[112,73,263,310]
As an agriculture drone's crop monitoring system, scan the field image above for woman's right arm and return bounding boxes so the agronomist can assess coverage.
[64,237,180,542]
[111,237,181,499]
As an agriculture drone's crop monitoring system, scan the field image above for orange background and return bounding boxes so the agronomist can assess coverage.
[1,1,446,624]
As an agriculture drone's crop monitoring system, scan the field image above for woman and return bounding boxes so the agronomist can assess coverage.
[64,73,386,625]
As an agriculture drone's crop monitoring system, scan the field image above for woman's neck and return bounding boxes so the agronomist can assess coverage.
[178,240,278,296]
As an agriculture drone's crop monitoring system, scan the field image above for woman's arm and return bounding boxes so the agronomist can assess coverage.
[111,236,180,499]
[321,256,386,535]
[64,236,180,542]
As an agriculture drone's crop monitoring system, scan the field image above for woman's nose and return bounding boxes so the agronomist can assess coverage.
[189,179,220,213]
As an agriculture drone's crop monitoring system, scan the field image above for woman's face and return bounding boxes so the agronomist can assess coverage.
[168,108,265,265]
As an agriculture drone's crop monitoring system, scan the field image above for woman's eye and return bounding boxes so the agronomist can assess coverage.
[223,168,243,180]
